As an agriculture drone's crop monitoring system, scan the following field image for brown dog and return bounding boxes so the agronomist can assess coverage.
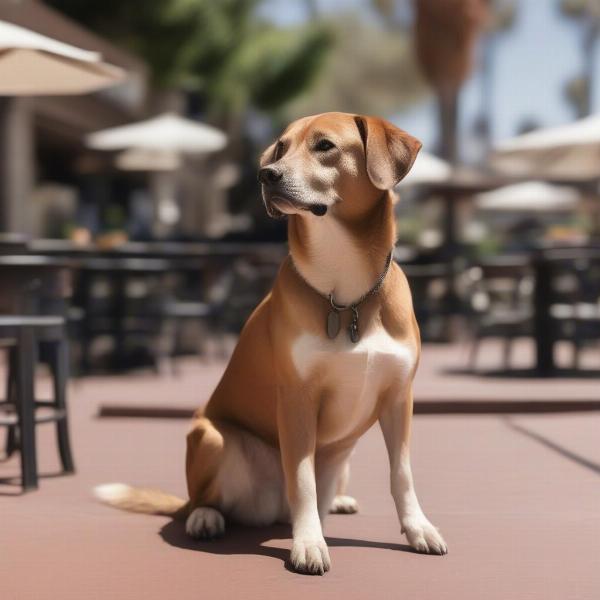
[96,112,448,575]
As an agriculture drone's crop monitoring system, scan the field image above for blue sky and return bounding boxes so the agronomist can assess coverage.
[258,0,600,155]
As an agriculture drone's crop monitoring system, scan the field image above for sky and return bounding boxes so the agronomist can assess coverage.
[257,0,600,157]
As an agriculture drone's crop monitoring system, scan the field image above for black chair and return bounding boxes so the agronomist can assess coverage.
[466,261,534,371]
[548,255,600,369]
[0,315,74,491]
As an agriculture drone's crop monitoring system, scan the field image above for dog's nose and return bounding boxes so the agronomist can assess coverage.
[258,167,282,185]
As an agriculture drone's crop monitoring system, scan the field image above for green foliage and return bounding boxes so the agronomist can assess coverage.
[46,0,332,117]
[46,0,198,86]
[211,25,332,113]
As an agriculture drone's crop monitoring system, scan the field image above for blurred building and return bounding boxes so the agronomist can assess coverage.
[0,0,149,234]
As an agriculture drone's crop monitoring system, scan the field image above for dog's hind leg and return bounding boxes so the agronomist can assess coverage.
[329,459,358,514]
[185,416,227,539]
[315,446,357,519]
[185,415,286,539]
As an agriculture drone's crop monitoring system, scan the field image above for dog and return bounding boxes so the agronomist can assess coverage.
[95,112,448,575]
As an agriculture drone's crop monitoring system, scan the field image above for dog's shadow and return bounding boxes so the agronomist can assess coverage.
[159,519,417,572]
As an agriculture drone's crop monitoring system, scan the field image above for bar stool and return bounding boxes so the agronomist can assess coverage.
[0,315,74,491]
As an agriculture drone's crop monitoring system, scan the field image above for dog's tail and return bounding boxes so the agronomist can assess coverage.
[93,483,189,520]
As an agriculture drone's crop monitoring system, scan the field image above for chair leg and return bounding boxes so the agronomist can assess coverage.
[502,337,513,371]
[572,336,582,371]
[5,424,18,458]
[469,336,482,371]
[16,327,38,491]
[5,347,18,458]
[49,340,75,474]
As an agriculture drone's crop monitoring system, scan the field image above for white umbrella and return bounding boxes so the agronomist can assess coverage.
[115,148,181,172]
[0,20,125,95]
[398,150,452,187]
[491,114,600,180]
[86,113,227,154]
[475,181,580,212]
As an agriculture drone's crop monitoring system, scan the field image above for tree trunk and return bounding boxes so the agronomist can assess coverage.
[437,87,459,164]
[581,21,598,117]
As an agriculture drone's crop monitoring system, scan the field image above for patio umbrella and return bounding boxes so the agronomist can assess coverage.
[398,150,452,187]
[491,114,600,181]
[0,20,125,95]
[115,148,181,172]
[475,181,580,212]
[86,113,227,154]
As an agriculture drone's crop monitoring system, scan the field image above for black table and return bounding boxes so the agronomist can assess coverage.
[0,255,73,316]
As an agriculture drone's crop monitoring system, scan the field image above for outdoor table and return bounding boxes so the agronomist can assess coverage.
[0,255,74,316]
[28,238,286,261]
[473,250,600,377]
[6,240,288,372]
[73,256,173,371]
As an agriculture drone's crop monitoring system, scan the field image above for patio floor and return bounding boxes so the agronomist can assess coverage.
[1,340,599,600]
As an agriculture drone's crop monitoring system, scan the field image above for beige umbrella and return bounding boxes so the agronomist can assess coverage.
[88,114,227,238]
[491,114,600,181]
[397,150,452,187]
[0,20,125,95]
[115,148,182,172]
[475,181,580,212]
[86,113,227,153]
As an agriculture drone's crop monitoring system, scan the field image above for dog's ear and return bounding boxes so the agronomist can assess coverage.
[354,115,421,190]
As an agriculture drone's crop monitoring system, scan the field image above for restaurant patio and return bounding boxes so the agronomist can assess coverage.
[1,342,599,599]
[1,1,600,599]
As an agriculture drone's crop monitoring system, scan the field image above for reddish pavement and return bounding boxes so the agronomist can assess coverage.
[1,343,599,599]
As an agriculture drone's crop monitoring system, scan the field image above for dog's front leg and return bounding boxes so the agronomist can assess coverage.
[278,389,331,575]
[379,385,448,555]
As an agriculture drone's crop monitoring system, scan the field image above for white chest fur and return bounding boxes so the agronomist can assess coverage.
[291,328,416,445]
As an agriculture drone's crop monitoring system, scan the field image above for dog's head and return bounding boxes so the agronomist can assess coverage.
[258,112,421,220]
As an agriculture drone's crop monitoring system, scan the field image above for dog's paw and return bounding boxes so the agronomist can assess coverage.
[185,507,225,540]
[330,495,358,514]
[402,515,448,555]
[290,537,331,575]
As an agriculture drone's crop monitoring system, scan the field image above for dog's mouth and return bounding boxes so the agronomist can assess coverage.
[263,194,328,219]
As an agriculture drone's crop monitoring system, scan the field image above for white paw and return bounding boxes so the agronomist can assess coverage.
[330,495,358,514]
[402,515,448,555]
[290,538,331,575]
[185,507,225,540]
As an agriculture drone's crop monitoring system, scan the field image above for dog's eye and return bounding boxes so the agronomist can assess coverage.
[315,139,335,152]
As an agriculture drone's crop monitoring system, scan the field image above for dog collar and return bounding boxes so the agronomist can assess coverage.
[289,250,394,343]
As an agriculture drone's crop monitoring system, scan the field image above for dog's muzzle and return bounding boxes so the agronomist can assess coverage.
[258,168,328,217]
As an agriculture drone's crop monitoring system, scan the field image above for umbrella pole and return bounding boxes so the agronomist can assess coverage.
[0,96,8,230]
[441,190,462,340]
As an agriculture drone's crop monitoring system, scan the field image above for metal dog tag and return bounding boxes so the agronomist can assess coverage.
[326,310,341,339]
[349,308,359,343]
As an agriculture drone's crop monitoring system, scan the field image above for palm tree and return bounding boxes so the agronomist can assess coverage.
[413,0,489,163]
[560,0,600,118]
[476,0,517,151]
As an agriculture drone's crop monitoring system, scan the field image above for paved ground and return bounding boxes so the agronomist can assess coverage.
[1,341,599,599]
